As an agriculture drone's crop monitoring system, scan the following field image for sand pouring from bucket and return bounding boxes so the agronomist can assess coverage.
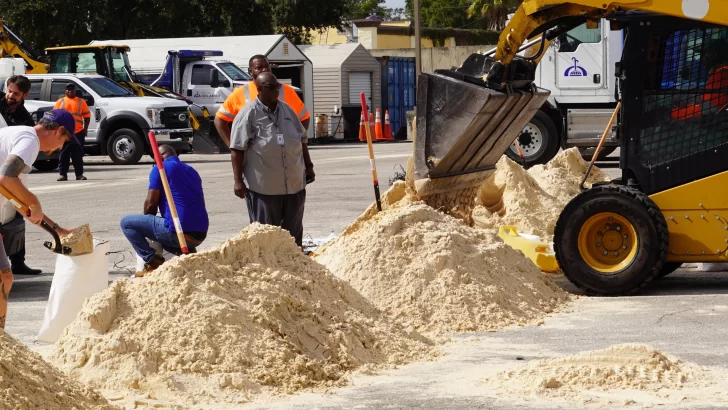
[411,71,550,196]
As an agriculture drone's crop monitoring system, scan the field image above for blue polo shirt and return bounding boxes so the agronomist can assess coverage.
[149,157,209,233]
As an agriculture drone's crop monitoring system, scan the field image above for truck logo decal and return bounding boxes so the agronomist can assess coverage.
[193,92,221,99]
[564,57,588,77]
[178,113,188,122]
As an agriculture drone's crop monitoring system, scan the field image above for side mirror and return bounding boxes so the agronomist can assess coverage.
[221,80,230,88]
[84,96,95,106]
[209,70,220,87]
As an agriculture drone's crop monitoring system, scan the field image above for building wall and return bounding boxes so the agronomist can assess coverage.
[341,47,382,112]
[370,45,494,73]
[377,34,411,49]
[309,27,348,45]
[311,67,342,119]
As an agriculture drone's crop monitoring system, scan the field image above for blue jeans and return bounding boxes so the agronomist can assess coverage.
[120,215,181,263]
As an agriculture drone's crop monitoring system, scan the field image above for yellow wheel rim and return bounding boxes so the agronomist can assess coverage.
[577,212,638,274]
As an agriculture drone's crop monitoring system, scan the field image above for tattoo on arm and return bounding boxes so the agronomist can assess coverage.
[0,155,26,177]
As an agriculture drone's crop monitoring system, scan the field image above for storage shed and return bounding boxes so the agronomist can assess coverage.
[299,44,381,138]
[91,35,314,139]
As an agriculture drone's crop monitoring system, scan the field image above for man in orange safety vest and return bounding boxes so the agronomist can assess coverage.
[53,83,90,181]
[214,54,310,147]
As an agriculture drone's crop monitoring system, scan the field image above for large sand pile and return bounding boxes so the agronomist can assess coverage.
[473,148,611,240]
[314,199,570,335]
[48,224,434,408]
[485,344,724,406]
[0,330,115,410]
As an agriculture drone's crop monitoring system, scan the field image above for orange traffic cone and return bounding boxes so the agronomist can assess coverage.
[369,112,376,142]
[375,108,384,141]
[358,112,367,142]
[383,110,393,141]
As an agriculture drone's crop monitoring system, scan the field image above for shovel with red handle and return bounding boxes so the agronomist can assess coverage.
[147,131,189,254]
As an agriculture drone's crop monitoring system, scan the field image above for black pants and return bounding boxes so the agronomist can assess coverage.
[59,131,85,177]
[246,189,306,247]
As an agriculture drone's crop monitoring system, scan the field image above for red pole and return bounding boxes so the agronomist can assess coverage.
[148,131,189,253]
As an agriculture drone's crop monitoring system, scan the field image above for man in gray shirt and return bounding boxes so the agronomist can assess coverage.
[229,72,315,247]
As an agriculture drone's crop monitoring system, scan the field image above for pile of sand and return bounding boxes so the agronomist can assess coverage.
[486,344,717,403]
[314,200,570,335]
[0,330,115,410]
[473,148,611,240]
[48,224,433,408]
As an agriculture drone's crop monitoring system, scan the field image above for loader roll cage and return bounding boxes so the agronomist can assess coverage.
[619,15,728,195]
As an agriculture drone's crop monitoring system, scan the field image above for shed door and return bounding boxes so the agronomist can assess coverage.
[349,72,372,106]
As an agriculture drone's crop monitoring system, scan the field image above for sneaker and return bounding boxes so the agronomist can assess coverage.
[57,175,68,181]
[76,175,87,181]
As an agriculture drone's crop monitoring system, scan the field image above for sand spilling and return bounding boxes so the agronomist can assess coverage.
[485,344,724,406]
[61,223,94,255]
[0,330,115,410]
[473,148,611,240]
[48,224,433,408]
[314,200,570,335]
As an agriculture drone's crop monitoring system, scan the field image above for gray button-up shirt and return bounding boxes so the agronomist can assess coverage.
[230,98,307,195]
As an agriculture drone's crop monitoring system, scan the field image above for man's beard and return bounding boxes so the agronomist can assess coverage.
[5,97,18,105]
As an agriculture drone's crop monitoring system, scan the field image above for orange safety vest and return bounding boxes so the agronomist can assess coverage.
[671,66,728,120]
[53,96,91,133]
[216,82,310,123]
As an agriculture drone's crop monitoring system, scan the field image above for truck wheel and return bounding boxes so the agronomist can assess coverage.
[506,110,559,168]
[33,159,59,172]
[108,128,145,165]
[554,185,669,296]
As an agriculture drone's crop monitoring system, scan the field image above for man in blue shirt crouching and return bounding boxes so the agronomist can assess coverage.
[121,145,209,274]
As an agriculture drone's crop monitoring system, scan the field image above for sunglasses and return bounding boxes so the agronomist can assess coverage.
[260,83,281,91]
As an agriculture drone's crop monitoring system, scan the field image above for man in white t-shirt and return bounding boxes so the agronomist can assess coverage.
[0,109,75,329]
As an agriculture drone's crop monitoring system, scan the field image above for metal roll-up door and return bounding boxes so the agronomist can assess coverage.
[348,72,372,105]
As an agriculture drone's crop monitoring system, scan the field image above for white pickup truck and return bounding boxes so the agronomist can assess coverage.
[9,73,194,167]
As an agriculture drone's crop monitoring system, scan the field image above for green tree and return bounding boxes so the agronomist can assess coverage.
[406,0,483,28]
[466,0,522,30]
[0,0,347,52]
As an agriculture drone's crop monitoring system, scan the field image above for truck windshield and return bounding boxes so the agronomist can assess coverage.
[80,77,134,97]
[218,62,251,81]
[50,51,103,75]
[109,49,133,83]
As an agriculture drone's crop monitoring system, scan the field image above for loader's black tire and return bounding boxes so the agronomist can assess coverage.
[506,110,560,168]
[657,262,682,278]
[554,185,669,296]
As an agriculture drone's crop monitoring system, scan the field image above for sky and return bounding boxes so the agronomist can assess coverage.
[384,0,406,10]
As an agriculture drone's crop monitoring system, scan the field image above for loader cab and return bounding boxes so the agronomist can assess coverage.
[46,45,134,84]
[619,16,728,195]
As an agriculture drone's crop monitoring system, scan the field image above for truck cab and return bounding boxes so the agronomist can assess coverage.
[508,17,624,166]
[13,73,193,165]
[141,50,251,119]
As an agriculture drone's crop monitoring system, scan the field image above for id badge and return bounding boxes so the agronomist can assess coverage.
[276,133,285,145]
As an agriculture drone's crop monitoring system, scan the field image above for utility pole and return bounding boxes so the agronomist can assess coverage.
[413,0,422,77]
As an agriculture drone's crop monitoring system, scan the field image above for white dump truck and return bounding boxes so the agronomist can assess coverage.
[507,18,623,166]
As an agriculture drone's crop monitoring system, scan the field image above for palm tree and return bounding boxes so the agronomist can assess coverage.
[467,0,522,31]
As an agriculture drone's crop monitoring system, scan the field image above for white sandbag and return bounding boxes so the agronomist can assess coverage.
[134,240,164,272]
[37,239,110,343]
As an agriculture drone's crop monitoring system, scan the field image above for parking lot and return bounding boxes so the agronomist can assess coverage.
[6,142,728,409]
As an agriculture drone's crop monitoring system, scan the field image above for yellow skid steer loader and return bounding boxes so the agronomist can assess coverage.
[413,0,728,295]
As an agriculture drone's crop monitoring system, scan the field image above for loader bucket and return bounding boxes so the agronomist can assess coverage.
[413,71,550,196]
